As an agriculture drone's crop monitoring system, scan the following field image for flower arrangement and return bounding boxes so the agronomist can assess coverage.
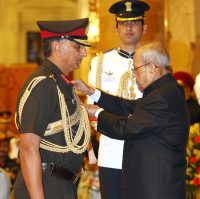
[186,123,200,192]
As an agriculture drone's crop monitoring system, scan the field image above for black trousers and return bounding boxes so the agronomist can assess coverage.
[99,166,122,199]
[13,169,77,199]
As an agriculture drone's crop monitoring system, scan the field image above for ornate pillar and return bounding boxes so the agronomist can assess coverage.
[166,0,196,73]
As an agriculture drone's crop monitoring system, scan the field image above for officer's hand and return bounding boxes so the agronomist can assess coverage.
[71,79,95,96]
[85,104,100,117]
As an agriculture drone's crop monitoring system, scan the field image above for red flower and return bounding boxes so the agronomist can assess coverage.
[190,157,198,164]
[193,177,200,186]
[194,136,200,144]
[197,166,200,173]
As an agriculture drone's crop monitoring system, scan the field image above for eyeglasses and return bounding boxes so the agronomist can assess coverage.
[131,62,151,73]
[131,63,173,74]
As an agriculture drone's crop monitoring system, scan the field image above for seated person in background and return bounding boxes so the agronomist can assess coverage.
[0,111,12,137]
[0,111,19,160]
[174,71,200,124]
[0,168,11,199]
[194,73,200,105]
[0,136,19,187]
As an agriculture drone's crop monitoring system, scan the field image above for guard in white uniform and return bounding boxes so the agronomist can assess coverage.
[88,1,150,198]
[89,48,142,169]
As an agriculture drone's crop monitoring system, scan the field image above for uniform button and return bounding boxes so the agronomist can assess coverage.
[72,99,76,104]
[128,114,132,118]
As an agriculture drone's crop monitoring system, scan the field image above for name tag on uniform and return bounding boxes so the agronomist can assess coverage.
[102,76,115,82]
[103,70,115,82]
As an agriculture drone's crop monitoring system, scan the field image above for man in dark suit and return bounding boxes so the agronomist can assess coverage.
[72,41,190,199]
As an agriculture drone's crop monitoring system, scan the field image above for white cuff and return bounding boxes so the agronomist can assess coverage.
[95,108,104,118]
[89,89,101,103]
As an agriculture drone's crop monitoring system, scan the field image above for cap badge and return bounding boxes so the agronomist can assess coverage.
[125,2,132,12]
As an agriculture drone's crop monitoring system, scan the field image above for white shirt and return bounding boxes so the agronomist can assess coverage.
[88,49,142,169]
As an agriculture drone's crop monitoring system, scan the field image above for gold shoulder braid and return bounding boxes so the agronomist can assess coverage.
[16,75,90,154]
[95,52,104,89]
[117,60,136,99]
[95,51,136,99]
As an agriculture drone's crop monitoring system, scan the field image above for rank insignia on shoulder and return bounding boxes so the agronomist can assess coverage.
[49,74,56,82]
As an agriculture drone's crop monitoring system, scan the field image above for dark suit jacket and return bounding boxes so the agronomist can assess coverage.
[97,73,189,199]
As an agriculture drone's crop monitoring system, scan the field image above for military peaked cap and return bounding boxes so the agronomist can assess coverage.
[37,18,90,47]
[109,0,150,21]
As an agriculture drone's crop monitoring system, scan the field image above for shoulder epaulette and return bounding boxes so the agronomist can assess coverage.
[103,48,115,53]
[95,48,115,56]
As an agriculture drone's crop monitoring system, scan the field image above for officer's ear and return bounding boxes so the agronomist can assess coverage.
[142,24,147,35]
[52,40,61,55]
[115,25,119,33]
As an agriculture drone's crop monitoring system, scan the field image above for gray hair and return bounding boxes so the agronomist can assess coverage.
[136,41,170,67]
[42,38,68,57]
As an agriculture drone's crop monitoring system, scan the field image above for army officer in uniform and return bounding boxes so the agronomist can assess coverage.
[13,18,91,199]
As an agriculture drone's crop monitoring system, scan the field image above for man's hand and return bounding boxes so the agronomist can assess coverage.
[86,104,101,117]
[71,79,95,96]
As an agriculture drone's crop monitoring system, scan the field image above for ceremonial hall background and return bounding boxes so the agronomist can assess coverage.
[0,0,199,132]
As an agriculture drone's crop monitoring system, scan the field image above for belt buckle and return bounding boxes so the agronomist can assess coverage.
[42,163,47,173]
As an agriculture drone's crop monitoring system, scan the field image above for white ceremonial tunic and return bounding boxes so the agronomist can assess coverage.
[88,48,142,169]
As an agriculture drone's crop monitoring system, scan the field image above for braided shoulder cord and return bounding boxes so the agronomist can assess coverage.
[17,76,47,126]
[17,76,90,154]
[40,86,90,154]
[117,70,136,100]
[95,52,104,89]
[95,51,136,99]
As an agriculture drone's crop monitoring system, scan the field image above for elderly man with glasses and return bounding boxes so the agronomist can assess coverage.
[72,41,189,199]
[88,1,150,198]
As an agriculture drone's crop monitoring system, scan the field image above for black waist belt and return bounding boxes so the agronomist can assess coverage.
[42,163,82,184]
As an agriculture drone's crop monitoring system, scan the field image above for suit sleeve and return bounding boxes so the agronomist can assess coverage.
[97,91,137,116]
[97,94,169,140]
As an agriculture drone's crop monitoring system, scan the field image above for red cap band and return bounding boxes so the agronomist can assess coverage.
[40,28,86,39]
